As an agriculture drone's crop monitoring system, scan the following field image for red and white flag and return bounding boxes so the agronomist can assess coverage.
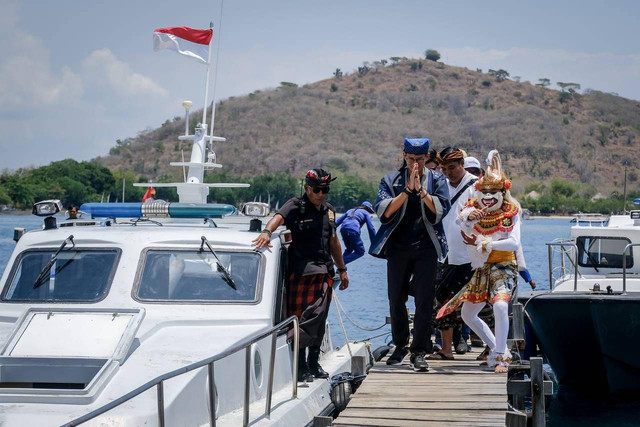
[153,26,213,64]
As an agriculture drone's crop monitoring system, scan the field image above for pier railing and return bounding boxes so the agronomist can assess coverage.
[62,316,300,427]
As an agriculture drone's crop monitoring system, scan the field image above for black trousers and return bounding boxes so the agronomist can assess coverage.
[387,245,438,353]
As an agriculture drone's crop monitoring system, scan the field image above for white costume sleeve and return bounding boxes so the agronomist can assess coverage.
[457,206,477,232]
[516,246,527,272]
[489,215,521,252]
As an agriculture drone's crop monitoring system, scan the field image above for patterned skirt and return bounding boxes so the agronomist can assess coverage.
[287,273,334,318]
[436,260,517,319]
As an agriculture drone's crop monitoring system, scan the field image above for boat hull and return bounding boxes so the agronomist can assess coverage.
[525,292,640,395]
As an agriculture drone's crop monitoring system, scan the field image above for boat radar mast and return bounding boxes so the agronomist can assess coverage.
[134,105,248,203]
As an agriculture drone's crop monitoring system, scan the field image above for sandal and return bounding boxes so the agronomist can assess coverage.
[476,345,490,361]
[426,351,454,360]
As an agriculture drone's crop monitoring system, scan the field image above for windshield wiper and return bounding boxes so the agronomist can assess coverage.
[33,235,75,289]
[200,236,238,290]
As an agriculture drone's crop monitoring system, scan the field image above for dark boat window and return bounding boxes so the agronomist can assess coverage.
[576,236,633,269]
[136,250,261,302]
[2,249,120,302]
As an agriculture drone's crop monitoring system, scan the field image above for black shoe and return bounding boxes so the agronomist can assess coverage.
[410,352,429,372]
[386,347,409,366]
[297,350,314,383]
[308,346,329,379]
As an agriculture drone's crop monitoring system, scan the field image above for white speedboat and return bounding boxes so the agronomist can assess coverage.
[522,211,640,394]
[0,87,371,425]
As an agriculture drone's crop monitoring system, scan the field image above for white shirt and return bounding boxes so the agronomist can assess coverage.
[443,172,477,265]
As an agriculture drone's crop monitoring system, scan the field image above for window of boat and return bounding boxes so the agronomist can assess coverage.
[2,249,120,302]
[136,250,262,302]
[576,236,633,269]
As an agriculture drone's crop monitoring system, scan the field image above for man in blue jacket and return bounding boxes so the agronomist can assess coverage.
[370,137,451,372]
[336,201,377,264]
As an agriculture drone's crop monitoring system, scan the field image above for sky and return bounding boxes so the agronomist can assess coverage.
[1,0,639,170]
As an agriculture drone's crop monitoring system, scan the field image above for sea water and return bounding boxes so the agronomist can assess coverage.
[0,214,635,425]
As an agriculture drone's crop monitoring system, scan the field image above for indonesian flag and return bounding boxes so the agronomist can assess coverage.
[142,187,156,203]
[153,26,213,64]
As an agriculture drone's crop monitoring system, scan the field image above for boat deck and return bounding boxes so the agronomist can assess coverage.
[333,347,507,426]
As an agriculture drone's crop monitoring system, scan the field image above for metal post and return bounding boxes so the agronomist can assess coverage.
[530,357,545,427]
[547,245,553,290]
[157,381,165,427]
[265,331,277,418]
[202,23,213,125]
[574,249,579,291]
[208,362,216,426]
[623,249,628,293]
[243,346,251,427]
[292,320,299,399]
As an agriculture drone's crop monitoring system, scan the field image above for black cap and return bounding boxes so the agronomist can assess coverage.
[305,168,336,187]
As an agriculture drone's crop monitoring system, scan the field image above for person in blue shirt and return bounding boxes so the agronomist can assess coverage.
[336,201,377,264]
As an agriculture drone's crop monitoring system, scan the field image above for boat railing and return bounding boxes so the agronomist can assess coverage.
[62,316,300,427]
[546,240,580,290]
[570,213,609,227]
[622,243,640,293]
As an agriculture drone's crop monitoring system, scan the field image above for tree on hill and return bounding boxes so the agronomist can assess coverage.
[488,69,510,82]
[425,49,441,62]
[333,68,343,79]
[390,57,401,66]
[357,63,370,76]
[557,82,581,93]
[536,78,551,88]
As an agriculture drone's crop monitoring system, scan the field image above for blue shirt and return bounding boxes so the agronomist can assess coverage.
[336,208,376,241]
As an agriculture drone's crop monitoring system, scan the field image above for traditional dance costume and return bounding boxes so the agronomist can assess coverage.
[437,150,520,369]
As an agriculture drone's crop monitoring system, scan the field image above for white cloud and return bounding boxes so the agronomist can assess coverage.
[81,49,168,98]
[440,46,640,99]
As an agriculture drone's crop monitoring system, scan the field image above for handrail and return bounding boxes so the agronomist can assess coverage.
[546,241,579,291]
[63,316,300,427]
[622,243,640,293]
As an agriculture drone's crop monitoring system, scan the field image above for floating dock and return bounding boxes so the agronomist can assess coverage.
[333,348,508,426]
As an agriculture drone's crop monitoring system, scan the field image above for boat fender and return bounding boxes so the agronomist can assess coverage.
[330,373,352,414]
[372,345,392,362]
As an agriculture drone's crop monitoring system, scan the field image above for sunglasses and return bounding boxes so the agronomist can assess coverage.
[312,186,330,194]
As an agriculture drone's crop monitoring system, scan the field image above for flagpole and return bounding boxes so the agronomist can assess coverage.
[209,0,225,139]
[202,22,214,126]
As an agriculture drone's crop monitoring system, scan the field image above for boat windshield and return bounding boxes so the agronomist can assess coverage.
[576,236,633,269]
[2,249,120,302]
[136,250,261,302]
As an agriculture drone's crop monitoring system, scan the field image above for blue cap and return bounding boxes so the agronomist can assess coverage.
[361,201,374,213]
[403,138,430,154]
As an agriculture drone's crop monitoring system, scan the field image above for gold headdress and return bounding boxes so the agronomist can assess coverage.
[475,150,512,192]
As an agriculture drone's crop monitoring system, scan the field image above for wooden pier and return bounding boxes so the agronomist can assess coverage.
[333,348,508,426]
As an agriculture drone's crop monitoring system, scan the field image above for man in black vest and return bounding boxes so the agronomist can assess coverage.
[253,169,349,382]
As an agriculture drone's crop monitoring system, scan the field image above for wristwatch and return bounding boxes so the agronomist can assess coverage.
[403,187,412,195]
[337,266,347,273]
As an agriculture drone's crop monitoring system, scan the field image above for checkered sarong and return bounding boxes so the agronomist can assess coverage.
[287,273,333,318]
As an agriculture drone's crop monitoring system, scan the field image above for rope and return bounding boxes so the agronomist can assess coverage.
[353,331,391,344]
[332,297,352,357]
[332,293,388,332]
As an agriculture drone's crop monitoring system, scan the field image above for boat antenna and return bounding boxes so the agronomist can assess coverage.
[209,0,225,141]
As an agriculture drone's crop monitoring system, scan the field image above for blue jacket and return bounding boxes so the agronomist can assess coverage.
[369,167,450,259]
[336,208,377,241]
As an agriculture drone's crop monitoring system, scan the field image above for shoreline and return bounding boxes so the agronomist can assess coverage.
[528,215,572,220]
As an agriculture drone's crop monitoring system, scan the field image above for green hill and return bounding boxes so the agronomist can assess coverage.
[97,57,640,194]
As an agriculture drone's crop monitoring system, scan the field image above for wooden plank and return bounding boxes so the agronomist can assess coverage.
[334,349,509,426]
